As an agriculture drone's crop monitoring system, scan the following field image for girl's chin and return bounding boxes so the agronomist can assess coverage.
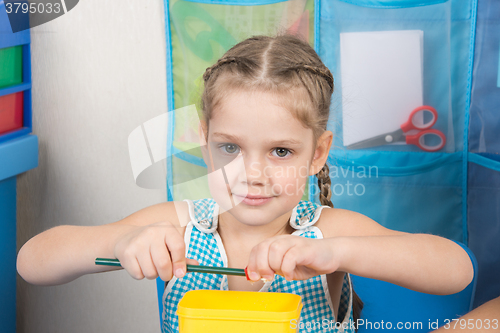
[232,217,277,228]
[220,206,286,228]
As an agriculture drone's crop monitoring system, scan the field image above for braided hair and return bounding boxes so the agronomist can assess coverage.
[316,163,333,208]
[201,34,363,326]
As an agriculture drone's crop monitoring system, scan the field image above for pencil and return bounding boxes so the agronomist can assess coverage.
[95,258,248,278]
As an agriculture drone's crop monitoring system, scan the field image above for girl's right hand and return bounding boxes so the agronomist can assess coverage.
[113,220,198,281]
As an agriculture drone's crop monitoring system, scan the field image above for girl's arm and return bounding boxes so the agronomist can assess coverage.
[247,208,473,295]
[17,201,191,286]
[317,208,474,295]
[432,296,500,332]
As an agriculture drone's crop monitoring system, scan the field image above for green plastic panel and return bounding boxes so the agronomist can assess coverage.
[0,46,23,89]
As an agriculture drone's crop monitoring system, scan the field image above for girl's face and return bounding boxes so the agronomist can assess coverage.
[200,89,331,228]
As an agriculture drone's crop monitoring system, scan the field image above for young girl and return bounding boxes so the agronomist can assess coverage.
[17,34,474,333]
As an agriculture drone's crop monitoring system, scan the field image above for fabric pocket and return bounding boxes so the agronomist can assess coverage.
[313,151,464,241]
[319,0,474,153]
[165,0,317,201]
[166,0,316,110]
[467,0,500,307]
[469,0,500,154]
[467,155,500,307]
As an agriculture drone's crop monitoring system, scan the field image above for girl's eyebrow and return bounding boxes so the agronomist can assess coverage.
[212,132,303,146]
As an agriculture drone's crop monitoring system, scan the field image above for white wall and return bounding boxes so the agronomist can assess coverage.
[17,1,168,332]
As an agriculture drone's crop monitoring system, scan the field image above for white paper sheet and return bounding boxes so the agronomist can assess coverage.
[340,30,424,147]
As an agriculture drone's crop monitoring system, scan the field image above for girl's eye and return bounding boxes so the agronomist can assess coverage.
[220,144,240,154]
[273,148,291,158]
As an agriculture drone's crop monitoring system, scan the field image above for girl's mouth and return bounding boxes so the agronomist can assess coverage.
[233,194,274,206]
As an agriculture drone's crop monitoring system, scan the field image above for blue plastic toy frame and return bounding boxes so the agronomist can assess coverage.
[0,2,32,145]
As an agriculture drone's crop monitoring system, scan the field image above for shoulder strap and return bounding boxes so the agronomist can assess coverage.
[185,198,219,233]
[289,200,331,230]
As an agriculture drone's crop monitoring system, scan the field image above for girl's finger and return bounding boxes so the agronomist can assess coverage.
[248,240,274,281]
[121,256,145,280]
[150,241,173,281]
[280,245,301,281]
[136,250,159,280]
[268,238,293,277]
[164,231,187,278]
[186,258,200,266]
[247,244,263,281]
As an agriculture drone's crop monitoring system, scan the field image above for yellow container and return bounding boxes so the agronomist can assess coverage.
[177,290,302,332]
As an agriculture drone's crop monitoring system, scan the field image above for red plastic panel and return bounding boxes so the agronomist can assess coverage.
[0,92,23,135]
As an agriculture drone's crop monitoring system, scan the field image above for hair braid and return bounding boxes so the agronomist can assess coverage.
[316,163,333,208]
[203,57,238,82]
[288,63,334,93]
[203,56,258,83]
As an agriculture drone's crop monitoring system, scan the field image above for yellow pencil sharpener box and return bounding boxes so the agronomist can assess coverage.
[177,290,303,332]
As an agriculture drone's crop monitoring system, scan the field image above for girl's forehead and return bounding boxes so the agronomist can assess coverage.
[209,90,313,142]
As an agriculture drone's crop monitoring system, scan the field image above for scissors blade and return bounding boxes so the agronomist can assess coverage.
[346,129,404,150]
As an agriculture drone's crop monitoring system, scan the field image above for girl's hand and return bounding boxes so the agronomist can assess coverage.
[113,220,198,281]
[246,235,341,282]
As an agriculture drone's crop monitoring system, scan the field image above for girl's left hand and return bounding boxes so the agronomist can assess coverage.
[246,235,340,282]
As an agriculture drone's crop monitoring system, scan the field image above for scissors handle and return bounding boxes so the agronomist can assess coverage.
[406,129,446,152]
[401,106,438,132]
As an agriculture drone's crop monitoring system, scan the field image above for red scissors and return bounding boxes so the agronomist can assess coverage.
[346,106,446,152]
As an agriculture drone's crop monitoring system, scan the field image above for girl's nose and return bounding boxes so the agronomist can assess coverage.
[241,155,269,185]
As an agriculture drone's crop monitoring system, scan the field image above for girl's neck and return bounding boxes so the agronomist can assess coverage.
[217,210,295,247]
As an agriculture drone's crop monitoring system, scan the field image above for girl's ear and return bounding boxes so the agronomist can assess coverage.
[309,131,333,176]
